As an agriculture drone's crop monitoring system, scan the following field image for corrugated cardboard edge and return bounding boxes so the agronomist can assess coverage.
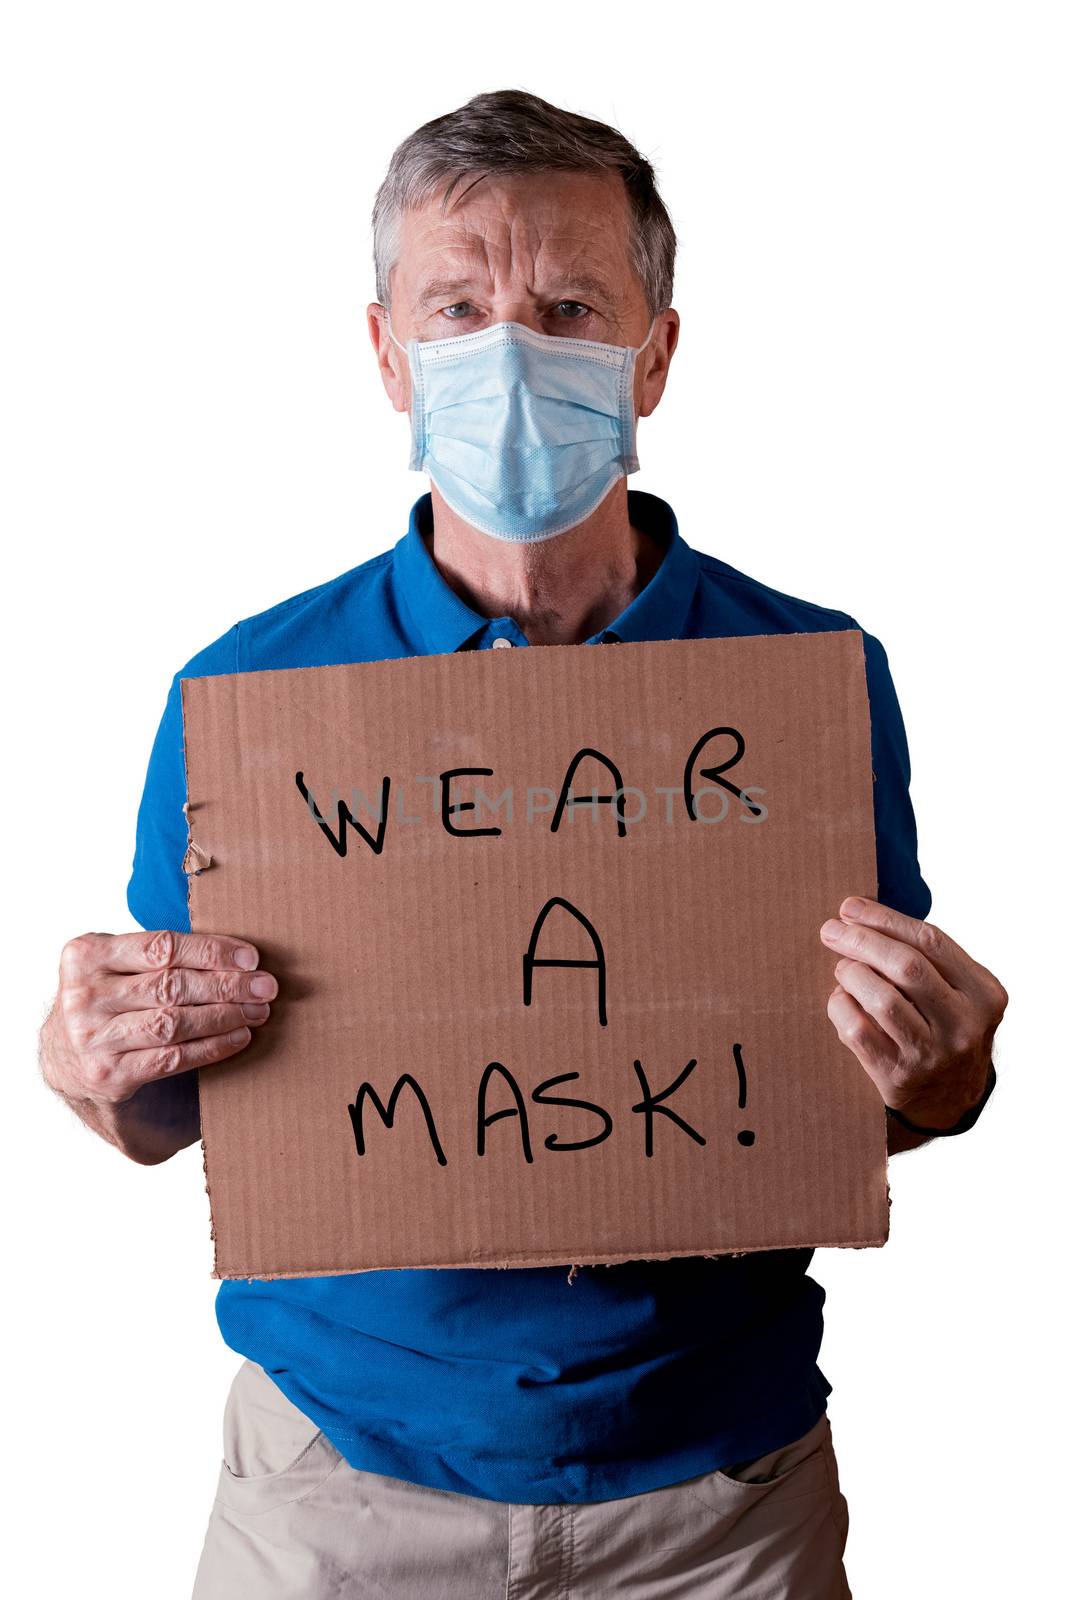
[179,676,221,1279]
[854,629,895,1251]
[215,1234,889,1282]
[852,628,894,1251]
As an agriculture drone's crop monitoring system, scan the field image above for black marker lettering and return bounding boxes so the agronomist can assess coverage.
[683,729,763,820]
[348,1073,447,1165]
[630,1057,707,1157]
[550,748,627,837]
[440,767,503,838]
[734,1042,756,1145]
[477,1061,534,1163]
[523,897,608,1027]
[531,1072,613,1151]
[296,771,391,857]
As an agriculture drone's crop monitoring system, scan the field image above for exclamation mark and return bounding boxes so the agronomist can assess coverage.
[734,1043,756,1146]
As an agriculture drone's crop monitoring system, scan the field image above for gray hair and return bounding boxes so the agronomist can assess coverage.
[372,88,677,318]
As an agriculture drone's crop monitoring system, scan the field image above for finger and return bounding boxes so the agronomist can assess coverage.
[62,929,259,980]
[109,1026,255,1096]
[836,898,984,996]
[98,1002,268,1055]
[95,966,279,1014]
[820,917,957,1027]
[827,985,898,1086]
[833,958,929,1052]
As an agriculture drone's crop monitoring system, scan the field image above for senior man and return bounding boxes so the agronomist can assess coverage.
[41,90,1007,1599]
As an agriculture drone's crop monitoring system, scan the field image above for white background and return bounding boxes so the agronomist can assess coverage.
[3,3,1064,1595]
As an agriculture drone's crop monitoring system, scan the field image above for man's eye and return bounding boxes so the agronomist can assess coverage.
[441,302,475,319]
[554,301,590,320]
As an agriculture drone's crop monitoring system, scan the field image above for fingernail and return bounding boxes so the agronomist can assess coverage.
[234,946,258,970]
[228,1026,251,1045]
[241,1002,270,1022]
[840,898,866,919]
[821,919,845,940]
[250,974,277,998]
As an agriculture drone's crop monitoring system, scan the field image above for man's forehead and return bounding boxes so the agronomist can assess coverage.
[394,171,635,302]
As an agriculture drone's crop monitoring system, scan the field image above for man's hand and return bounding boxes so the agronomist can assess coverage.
[821,897,1007,1133]
[39,930,277,1165]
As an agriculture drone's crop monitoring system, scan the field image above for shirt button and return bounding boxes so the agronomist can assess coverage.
[491,637,513,649]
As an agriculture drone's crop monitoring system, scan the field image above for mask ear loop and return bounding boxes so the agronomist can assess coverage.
[635,314,659,355]
[384,313,410,361]
[621,313,659,473]
[383,314,425,470]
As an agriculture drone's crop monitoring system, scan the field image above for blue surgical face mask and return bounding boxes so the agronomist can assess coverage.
[385,313,657,543]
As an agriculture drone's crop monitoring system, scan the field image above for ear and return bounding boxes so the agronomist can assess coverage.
[367,304,410,414]
[635,309,681,421]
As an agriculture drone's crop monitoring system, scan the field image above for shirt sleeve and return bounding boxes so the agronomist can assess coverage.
[856,625,933,920]
[126,624,241,933]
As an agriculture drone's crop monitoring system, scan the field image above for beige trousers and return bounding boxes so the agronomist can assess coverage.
[192,1359,851,1598]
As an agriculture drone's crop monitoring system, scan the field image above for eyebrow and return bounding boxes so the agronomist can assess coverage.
[415,274,622,310]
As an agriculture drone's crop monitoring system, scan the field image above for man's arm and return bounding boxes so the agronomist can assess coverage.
[41,623,279,1164]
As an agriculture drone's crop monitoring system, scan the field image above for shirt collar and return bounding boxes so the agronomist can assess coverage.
[392,489,701,654]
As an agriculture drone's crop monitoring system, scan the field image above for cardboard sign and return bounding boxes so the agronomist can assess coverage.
[181,631,884,1279]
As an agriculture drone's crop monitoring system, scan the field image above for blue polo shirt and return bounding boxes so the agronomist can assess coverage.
[127,488,930,1505]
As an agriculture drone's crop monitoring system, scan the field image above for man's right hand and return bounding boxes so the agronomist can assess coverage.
[39,930,277,1165]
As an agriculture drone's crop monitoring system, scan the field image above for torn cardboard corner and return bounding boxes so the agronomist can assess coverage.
[180,629,883,1281]
[182,840,213,876]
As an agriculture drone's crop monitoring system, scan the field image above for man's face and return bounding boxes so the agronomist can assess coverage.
[370,169,677,422]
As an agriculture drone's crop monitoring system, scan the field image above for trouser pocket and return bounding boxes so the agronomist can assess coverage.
[216,1359,342,1515]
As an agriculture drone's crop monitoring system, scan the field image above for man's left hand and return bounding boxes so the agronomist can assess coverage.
[821,897,1008,1131]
